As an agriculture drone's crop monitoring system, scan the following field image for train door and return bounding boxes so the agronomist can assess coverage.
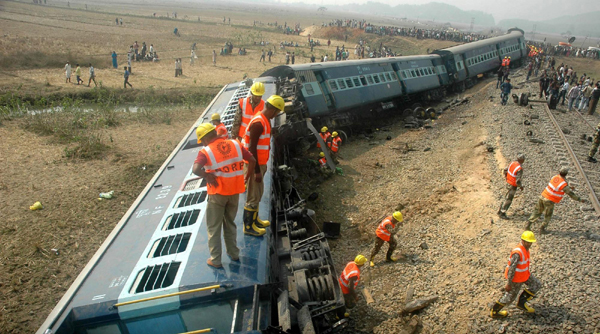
[313,71,335,110]
[391,62,407,95]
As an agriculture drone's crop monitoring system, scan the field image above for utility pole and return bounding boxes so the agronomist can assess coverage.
[469,17,474,32]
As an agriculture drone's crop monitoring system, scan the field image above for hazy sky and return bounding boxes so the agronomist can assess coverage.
[279,0,599,22]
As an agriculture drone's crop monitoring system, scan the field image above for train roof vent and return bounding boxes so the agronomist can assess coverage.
[183,178,207,191]
[130,261,181,294]
[162,209,200,230]
[148,233,191,258]
[174,191,207,208]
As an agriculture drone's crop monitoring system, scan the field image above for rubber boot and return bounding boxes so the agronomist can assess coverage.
[539,223,548,234]
[243,207,265,237]
[490,301,508,318]
[524,220,532,231]
[254,205,270,228]
[516,289,535,313]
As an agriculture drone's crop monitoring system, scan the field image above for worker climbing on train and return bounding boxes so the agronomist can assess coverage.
[525,167,586,233]
[369,211,403,267]
[211,113,229,138]
[318,152,327,168]
[232,82,265,140]
[318,126,331,149]
[328,131,342,163]
[242,95,285,236]
[192,123,256,268]
[490,231,541,318]
[497,154,525,219]
[339,255,367,309]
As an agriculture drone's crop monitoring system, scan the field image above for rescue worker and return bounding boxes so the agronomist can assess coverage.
[318,152,327,168]
[587,122,600,162]
[525,167,586,233]
[498,154,525,219]
[369,211,403,267]
[232,82,265,140]
[502,56,508,67]
[210,113,228,139]
[317,126,331,149]
[192,123,256,268]
[328,131,342,161]
[339,255,367,309]
[507,56,511,67]
[490,231,540,318]
[242,95,285,236]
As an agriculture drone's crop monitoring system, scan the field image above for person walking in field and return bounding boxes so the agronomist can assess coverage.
[190,50,196,66]
[123,67,132,89]
[75,64,83,85]
[111,51,118,69]
[175,59,179,77]
[64,61,72,83]
[87,63,97,87]
[212,50,217,66]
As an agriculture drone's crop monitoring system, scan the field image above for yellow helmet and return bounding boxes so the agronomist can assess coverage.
[321,126,328,133]
[250,82,265,96]
[332,131,338,137]
[393,211,403,222]
[266,95,285,111]
[521,231,536,243]
[319,152,325,157]
[196,123,216,143]
[354,255,367,266]
[211,113,221,121]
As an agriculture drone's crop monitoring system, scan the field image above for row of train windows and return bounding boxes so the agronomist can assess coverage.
[501,44,520,54]
[399,66,437,79]
[467,51,498,66]
[329,71,397,91]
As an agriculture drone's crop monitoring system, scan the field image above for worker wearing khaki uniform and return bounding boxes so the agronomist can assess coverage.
[193,123,256,268]
[498,154,525,219]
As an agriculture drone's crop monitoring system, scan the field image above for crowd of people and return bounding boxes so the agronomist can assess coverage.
[527,41,600,60]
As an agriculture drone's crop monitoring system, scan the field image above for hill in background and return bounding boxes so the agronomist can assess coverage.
[499,11,600,39]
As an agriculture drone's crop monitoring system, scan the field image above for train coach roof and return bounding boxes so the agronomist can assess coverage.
[435,29,524,54]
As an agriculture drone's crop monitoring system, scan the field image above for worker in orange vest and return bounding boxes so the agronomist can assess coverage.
[490,231,541,318]
[328,131,342,162]
[211,113,229,138]
[339,255,367,309]
[525,167,586,233]
[507,56,511,67]
[242,95,285,236]
[317,126,331,148]
[502,56,508,67]
[497,154,525,219]
[192,123,256,268]
[369,211,403,267]
[318,152,327,168]
[232,82,265,140]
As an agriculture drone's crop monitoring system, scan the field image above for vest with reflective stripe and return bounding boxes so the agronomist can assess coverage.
[319,157,327,167]
[200,138,245,196]
[330,136,342,153]
[338,262,360,294]
[242,112,271,165]
[317,132,331,148]
[504,243,530,283]
[215,123,228,138]
[541,175,567,203]
[238,97,265,138]
[506,161,522,187]
[375,216,395,242]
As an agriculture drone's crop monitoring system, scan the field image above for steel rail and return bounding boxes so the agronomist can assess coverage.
[543,104,600,215]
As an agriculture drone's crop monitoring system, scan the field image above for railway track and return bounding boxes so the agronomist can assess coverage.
[541,102,600,214]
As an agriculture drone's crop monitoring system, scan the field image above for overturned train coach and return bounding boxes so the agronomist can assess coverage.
[262,28,525,135]
[38,79,347,334]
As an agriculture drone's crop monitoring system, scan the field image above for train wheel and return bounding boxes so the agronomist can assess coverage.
[338,130,349,144]
[410,103,422,110]
[403,108,413,117]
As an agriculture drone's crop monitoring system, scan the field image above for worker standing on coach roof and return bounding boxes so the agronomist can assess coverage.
[192,123,256,268]
[339,255,367,309]
[318,126,331,148]
[232,82,265,140]
[242,95,285,236]
[498,154,525,219]
[369,211,403,267]
[211,113,229,138]
[525,167,586,233]
[490,231,540,318]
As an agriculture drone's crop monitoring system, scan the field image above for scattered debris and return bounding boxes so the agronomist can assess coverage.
[405,285,414,304]
[29,201,43,211]
[419,242,428,250]
[362,288,375,304]
[486,145,494,152]
[529,138,545,144]
[562,128,571,135]
[402,295,439,313]
[423,147,431,152]
[99,191,115,199]
[480,229,492,237]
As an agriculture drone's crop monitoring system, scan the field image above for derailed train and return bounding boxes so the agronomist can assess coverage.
[38,28,524,334]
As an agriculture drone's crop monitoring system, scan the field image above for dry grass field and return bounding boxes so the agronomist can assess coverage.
[2,0,600,332]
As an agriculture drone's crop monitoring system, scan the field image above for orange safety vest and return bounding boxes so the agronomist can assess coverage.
[330,136,342,153]
[338,261,360,294]
[215,123,228,138]
[375,216,395,242]
[317,132,331,148]
[238,97,265,138]
[541,175,567,203]
[507,59,511,66]
[319,157,327,167]
[242,112,271,165]
[506,161,522,187]
[200,138,245,196]
[504,243,530,283]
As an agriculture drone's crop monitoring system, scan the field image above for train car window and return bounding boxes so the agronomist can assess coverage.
[373,75,380,83]
[346,78,354,88]
[400,71,406,79]
[337,79,346,89]
[385,73,392,81]
[432,67,437,74]
[353,77,361,86]
[379,74,386,82]
[329,80,338,91]
[366,75,374,84]
[360,76,368,85]
[390,72,397,80]
[411,70,416,77]
[304,83,315,95]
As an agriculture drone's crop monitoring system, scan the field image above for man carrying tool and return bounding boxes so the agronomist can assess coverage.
[210,113,229,139]
[490,231,541,318]
[525,167,586,233]
[369,211,403,267]
[339,255,368,309]
[498,154,525,219]
[232,82,265,140]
